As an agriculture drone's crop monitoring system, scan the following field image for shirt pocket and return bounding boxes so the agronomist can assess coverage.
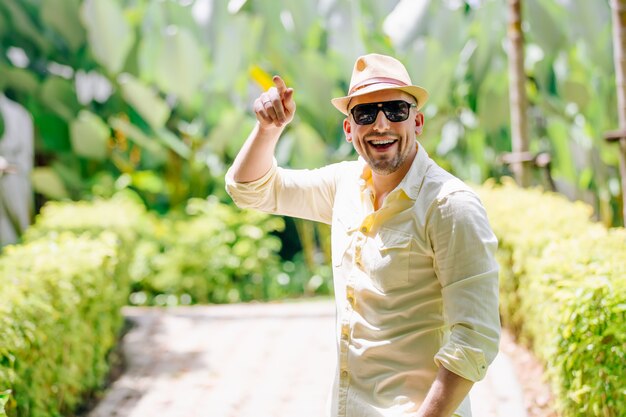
[372,228,412,291]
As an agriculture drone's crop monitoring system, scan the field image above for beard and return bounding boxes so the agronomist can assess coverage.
[363,132,408,175]
[368,152,406,175]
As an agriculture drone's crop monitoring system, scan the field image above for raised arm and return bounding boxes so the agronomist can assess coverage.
[230,75,295,183]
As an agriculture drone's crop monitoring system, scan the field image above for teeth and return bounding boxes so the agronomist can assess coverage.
[370,139,396,145]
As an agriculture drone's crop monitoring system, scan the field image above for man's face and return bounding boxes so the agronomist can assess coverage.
[343,89,424,176]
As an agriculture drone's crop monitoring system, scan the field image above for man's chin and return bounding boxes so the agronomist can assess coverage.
[369,161,401,175]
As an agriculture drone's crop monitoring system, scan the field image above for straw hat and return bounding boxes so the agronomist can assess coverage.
[331,54,429,115]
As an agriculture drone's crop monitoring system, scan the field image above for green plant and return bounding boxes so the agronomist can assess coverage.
[0,232,128,417]
[0,391,10,417]
[476,178,626,417]
[478,177,594,333]
[22,190,153,244]
[526,230,626,416]
[127,196,331,305]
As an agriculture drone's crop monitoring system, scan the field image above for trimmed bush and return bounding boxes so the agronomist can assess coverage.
[0,193,148,416]
[23,191,153,246]
[477,178,626,417]
[128,197,293,305]
[0,232,127,417]
[478,178,596,334]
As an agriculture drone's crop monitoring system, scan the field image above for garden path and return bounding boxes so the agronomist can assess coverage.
[88,300,527,417]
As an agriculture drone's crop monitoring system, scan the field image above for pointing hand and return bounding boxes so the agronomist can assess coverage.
[254,75,295,129]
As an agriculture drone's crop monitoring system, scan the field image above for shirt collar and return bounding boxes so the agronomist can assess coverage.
[358,141,431,201]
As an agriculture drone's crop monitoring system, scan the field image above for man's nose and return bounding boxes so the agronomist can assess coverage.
[372,109,390,131]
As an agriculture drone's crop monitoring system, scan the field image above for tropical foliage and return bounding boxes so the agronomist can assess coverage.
[0,0,622,228]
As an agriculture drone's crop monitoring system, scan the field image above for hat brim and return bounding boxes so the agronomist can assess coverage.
[331,84,429,115]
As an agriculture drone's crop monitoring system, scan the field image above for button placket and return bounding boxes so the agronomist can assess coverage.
[354,232,365,270]
[338,317,350,417]
[337,214,375,417]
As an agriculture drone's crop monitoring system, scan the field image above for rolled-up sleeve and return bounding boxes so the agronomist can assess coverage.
[225,158,340,225]
[429,189,501,382]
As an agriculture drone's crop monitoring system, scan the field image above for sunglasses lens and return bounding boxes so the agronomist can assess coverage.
[350,101,412,125]
[384,101,410,122]
[352,103,377,125]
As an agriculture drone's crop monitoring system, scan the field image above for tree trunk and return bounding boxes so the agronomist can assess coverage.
[610,0,626,225]
[507,0,532,187]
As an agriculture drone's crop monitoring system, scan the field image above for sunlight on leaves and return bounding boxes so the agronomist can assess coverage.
[70,110,110,161]
[80,0,135,74]
[31,167,70,199]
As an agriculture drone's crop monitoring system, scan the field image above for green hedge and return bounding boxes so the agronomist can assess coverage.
[477,178,626,417]
[25,192,330,305]
[129,197,297,305]
[0,232,128,417]
[0,193,147,417]
[23,191,154,246]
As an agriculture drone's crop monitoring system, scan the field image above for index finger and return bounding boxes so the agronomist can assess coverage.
[273,75,288,96]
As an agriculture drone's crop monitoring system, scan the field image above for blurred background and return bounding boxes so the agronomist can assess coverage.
[2,2,626,417]
[0,0,622,297]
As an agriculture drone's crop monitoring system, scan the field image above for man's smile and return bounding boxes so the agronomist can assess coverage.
[366,134,400,151]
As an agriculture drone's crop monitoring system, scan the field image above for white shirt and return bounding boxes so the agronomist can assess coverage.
[226,143,500,417]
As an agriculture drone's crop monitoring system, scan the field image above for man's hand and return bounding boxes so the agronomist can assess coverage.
[253,75,295,129]
[229,76,294,183]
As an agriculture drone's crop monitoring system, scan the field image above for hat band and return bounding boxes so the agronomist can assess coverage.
[349,77,409,95]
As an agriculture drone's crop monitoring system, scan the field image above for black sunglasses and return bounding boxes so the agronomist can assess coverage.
[350,100,417,125]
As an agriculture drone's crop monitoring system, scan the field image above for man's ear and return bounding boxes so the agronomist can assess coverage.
[415,112,424,136]
[343,118,352,142]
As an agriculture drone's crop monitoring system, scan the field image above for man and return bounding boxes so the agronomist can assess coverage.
[226,54,500,417]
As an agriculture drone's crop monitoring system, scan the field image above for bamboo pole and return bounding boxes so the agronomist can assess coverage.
[507,0,532,187]
[609,0,626,225]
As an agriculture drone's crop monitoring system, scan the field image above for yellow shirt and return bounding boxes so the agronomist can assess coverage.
[225,143,500,417]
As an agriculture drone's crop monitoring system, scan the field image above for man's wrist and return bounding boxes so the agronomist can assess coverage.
[257,120,286,133]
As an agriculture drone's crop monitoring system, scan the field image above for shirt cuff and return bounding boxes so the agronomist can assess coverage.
[433,342,488,382]
[224,158,278,209]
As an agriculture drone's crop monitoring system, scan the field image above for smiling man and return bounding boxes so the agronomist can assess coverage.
[226,54,501,417]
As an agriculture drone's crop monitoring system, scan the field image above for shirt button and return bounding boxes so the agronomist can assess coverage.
[347,296,355,305]
[360,226,368,233]
[341,370,349,378]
